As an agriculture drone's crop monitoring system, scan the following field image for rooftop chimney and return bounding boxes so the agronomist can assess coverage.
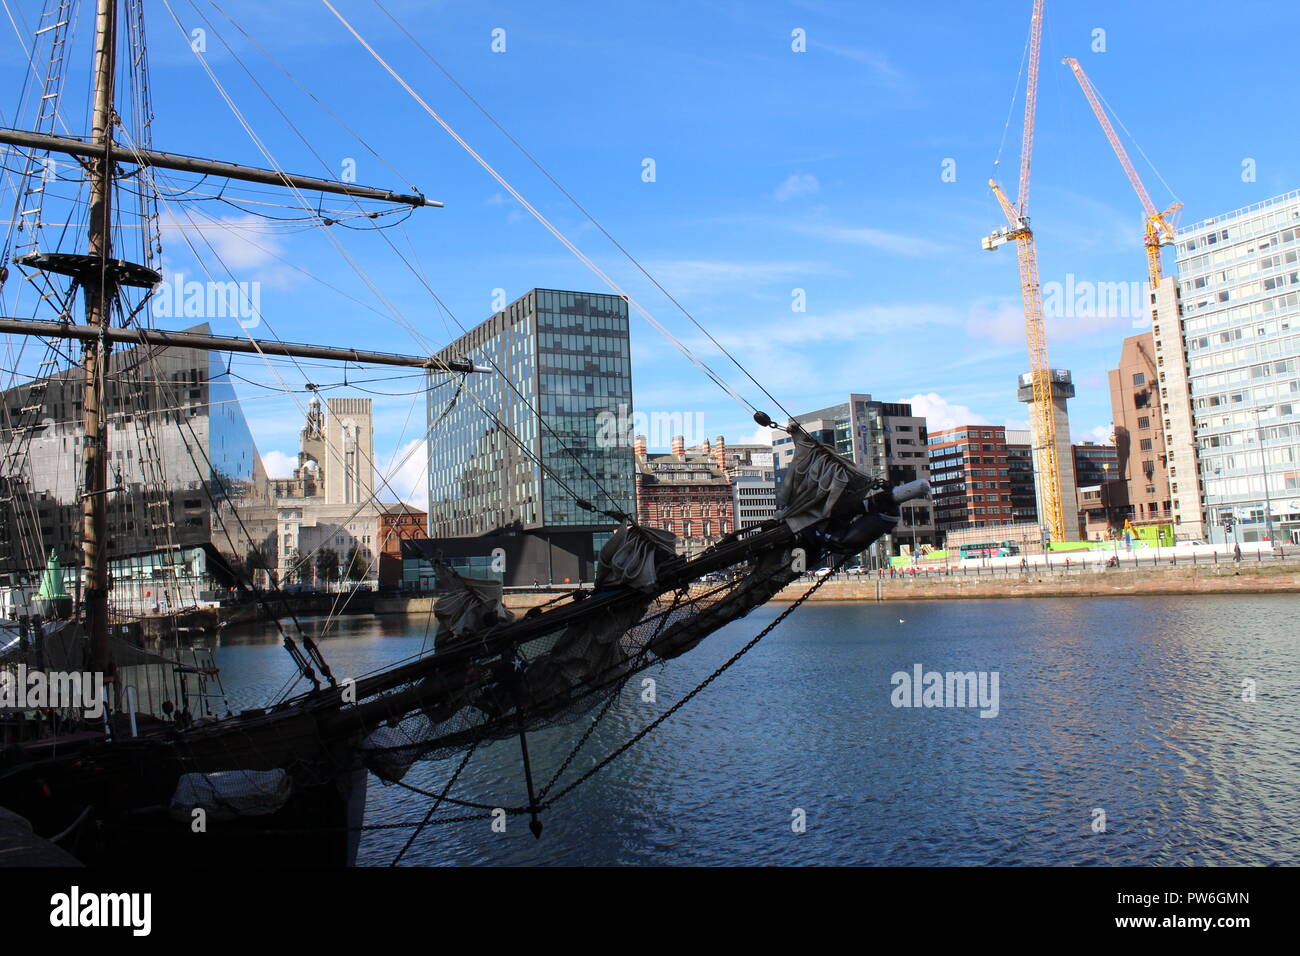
[634,434,647,458]
[672,435,685,458]
[715,435,727,471]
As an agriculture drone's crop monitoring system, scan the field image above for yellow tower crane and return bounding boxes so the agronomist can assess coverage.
[1063,57,1182,292]
[983,0,1067,543]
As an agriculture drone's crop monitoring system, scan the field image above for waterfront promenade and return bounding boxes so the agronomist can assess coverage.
[367,548,1300,613]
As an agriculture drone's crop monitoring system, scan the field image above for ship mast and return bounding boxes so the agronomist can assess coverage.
[1,0,473,682]
[83,0,118,675]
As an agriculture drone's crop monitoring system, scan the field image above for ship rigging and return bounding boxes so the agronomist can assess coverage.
[0,0,929,866]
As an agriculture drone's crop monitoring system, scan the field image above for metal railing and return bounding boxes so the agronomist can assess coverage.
[801,544,1295,584]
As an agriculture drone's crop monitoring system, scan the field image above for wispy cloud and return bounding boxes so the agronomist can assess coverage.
[810,42,908,90]
[700,301,963,351]
[376,438,429,507]
[789,221,946,257]
[964,297,1136,346]
[1073,423,1114,445]
[637,257,838,293]
[157,212,299,288]
[774,173,820,201]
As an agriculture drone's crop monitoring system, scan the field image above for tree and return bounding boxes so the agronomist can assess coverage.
[316,547,339,586]
[345,545,368,583]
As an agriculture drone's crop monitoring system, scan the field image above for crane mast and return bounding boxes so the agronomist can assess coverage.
[984,0,1067,544]
[1063,57,1181,292]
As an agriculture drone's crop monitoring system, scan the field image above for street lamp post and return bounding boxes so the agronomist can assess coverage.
[1253,403,1278,550]
[1101,462,1119,564]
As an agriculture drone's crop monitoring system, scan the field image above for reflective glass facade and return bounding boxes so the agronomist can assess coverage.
[427,289,635,538]
[0,326,272,589]
[1177,191,1300,544]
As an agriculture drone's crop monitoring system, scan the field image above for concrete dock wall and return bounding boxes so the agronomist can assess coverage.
[366,559,1300,615]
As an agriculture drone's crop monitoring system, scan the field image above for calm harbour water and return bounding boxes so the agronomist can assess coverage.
[208,596,1300,866]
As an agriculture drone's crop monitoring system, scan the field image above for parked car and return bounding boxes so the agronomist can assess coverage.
[813,566,834,577]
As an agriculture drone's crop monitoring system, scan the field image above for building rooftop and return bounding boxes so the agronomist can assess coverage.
[1179,188,1300,235]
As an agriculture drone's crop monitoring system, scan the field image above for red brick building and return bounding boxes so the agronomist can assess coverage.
[634,435,735,556]
[377,503,427,589]
[927,425,1015,536]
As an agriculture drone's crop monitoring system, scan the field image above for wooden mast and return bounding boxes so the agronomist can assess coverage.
[84,0,117,675]
[2,0,468,680]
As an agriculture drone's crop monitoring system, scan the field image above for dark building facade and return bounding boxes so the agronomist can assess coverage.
[1073,441,1121,540]
[1005,429,1039,525]
[424,289,636,582]
[1107,333,1172,530]
[400,532,600,590]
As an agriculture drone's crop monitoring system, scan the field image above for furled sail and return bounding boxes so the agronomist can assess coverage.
[777,429,880,531]
[594,523,678,592]
[433,568,516,648]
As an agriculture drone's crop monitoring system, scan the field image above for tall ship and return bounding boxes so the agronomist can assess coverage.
[0,0,927,865]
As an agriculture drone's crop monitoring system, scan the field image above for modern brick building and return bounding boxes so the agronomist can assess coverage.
[927,425,1014,539]
[376,502,427,589]
[1107,333,1173,533]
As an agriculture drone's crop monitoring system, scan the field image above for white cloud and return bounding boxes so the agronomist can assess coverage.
[159,212,283,270]
[1075,424,1114,445]
[701,301,961,351]
[733,425,782,446]
[967,294,1137,345]
[790,221,944,257]
[774,173,820,201]
[640,257,834,290]
[902,392,990,433]
[965,300,1028,345]
[376,438,428,507]
[262,449,296,479]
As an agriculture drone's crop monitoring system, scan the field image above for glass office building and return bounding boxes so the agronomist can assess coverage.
[1177,190,1300,545]
[427,289,636,540]
[0,326,273,603]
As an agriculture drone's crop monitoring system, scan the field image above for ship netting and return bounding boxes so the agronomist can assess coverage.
[354,541,801,778]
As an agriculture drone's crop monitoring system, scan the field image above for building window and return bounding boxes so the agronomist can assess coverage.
[1133,372,1146,386]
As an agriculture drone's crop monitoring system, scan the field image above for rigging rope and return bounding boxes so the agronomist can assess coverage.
[319,0,757,418]
[371,0,794,425]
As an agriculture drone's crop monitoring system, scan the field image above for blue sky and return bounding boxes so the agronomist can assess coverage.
[6,0,1300,504]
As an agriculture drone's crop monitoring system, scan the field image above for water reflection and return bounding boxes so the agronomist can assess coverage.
[208,596,1300,865]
